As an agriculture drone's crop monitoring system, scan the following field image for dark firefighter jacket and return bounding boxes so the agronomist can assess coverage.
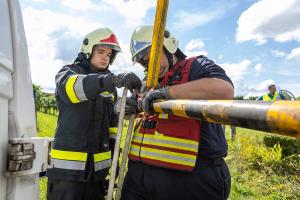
[46,62,118,182]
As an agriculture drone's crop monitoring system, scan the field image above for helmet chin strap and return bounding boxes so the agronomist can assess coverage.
[158,48,174,82]
[163,47,174,69]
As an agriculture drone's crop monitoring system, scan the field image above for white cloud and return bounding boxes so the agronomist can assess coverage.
[61,0,95,10]
[22,7,103,88]
[184,39,208,57]
[236,0,300,44]
[219,59,251,83]
[102,0,156,27]
[271,50,286,57]
[173,10,221,30]
[254,63,262,76]
[219,59,252,96]
[21,0,157,91]
[218,54,223,60]
[243,79,276,98]
[31,0,48,2]
[286,46,300,60]
[279,83,300,96]
[173,2,237,30]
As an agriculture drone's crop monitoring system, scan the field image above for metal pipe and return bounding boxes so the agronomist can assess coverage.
[107,88,128,200]
[152,100,300,138]
[115,114,135,200]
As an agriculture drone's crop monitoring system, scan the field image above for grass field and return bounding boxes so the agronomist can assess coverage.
[37,112,300,200]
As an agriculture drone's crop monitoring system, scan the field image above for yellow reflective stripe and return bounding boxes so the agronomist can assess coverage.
[109,127,118,134]
[132,135,142,143]
[140,147,196,166]
[129,144,141,157]
[66,75,80,103]
[158,113,168,119]
[101,91,115,101]
[51,149,87,161]
[135,132,198,148]
[102,91,110,95]
[94,151,111,162]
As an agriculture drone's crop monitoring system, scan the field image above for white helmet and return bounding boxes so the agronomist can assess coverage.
[130,25,179,62]
[80,27,121,64]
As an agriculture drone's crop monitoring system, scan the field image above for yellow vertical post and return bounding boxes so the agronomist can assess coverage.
[146,0,169,89]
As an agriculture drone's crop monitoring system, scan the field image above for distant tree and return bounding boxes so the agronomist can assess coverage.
[248,96,258,100]
[297,96,300,101]
[33,84,57,115]
[234,96,244,100]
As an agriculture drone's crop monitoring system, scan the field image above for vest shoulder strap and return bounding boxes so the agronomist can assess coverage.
[161,56,197,86]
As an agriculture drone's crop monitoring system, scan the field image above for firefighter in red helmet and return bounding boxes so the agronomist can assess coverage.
[121,25,234,200]
[46,27,141,200]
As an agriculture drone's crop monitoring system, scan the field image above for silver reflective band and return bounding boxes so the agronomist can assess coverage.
[74,75,88,101]
[109,134,117,139]
[52,158,112,171]
[133,135,198,150]
[94,159,111,171]
[52,158,85,170]
[140,150,195,163]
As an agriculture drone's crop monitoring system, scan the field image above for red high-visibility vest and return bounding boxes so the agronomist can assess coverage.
[129,57,201,171]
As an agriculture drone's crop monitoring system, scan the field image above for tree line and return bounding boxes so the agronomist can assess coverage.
[33,84,58,115]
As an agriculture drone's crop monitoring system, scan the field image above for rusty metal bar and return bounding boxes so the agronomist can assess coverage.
[152,100,300,138]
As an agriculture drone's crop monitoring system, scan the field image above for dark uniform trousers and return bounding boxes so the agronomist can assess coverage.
[121,157,231,200]
[47,178,105,200]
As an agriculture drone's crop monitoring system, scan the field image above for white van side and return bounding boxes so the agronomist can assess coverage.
[1,1,51,200]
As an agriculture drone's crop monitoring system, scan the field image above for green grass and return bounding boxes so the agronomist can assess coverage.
[36,112,57,200]
[225,127,300,200]
[37,112,57,137]
[37,112,300,200]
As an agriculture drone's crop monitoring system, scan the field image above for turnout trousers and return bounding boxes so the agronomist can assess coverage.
[121,158,231,200]
[47,178,105,200]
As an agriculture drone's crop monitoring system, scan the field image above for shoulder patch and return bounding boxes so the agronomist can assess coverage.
[196,56,214,66]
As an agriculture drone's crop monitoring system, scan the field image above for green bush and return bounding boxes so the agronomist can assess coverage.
[263,136,300,157]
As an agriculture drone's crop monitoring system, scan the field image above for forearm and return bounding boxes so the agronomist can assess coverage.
[168,78,234,100]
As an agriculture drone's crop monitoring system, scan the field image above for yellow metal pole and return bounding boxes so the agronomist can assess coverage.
[146,0,169,89]
[152,100,300,138]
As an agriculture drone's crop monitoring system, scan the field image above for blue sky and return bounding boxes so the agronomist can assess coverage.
[20,0,300,97]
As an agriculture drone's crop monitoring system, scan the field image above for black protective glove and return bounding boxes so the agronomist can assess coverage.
[113,73,141,92]
[142,86,171,113]
[102,72,141,93]
[114,96,138,115]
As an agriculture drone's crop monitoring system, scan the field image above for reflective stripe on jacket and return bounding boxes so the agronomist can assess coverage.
[51,149,111,171]
[47,63,118,181]
[129,57,201,171]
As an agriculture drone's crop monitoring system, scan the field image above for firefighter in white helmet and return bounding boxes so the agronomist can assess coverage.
[46,27,141,200]
[121,25,234,200]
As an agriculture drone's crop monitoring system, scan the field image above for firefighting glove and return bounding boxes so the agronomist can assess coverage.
[102,72,141,93]
[113,73,141,92]
[114,96,138,115]
[142,86,171,113]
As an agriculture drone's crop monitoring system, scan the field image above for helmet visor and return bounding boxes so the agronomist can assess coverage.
[133,45,151,64]
[98,43,121,52]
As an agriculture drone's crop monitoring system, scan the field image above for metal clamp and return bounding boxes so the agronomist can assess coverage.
[7,142,36,172]
[6,137,53,177]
